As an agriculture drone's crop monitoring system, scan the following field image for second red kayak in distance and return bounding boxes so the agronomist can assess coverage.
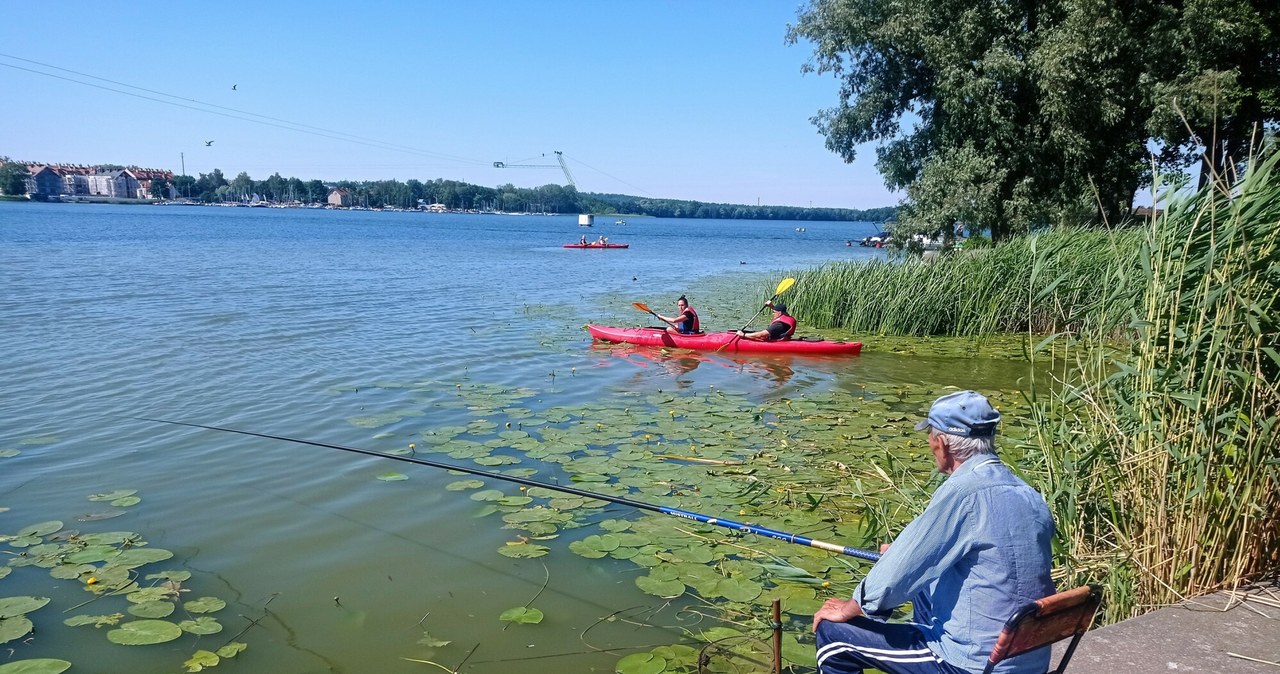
[586,325,862,355]
[564,243,630,249]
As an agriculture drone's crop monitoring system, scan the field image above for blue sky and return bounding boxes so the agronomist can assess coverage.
[1,2,897,209]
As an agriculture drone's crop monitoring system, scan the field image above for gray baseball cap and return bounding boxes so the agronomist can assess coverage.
[914,390,1000,437]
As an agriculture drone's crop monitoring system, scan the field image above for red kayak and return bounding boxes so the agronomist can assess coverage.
[587,325,862,355]
[564,243,629,249]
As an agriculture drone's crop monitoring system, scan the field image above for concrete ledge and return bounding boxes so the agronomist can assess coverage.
[1057,585,1279,673]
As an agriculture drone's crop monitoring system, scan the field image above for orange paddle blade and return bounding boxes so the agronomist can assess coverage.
[633,302,654,314]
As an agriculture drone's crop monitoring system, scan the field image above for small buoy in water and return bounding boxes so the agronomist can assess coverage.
[740,261,746,265]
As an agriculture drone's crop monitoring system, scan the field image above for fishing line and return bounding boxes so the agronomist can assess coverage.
[135,417,881,562]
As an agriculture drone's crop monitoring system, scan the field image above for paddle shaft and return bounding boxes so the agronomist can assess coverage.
[717,282,794,353]
[136,418,881,562]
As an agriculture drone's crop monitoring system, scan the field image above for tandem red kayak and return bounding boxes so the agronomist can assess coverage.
[586,325,862,355]
[564,243,630,249]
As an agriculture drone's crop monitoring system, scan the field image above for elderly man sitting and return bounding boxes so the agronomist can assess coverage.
[812,390,1056,674]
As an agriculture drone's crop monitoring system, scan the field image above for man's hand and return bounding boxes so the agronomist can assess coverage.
[812,597,863,632]
[735,330,745,337]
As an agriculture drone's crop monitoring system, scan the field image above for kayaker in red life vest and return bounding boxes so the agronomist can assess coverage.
[655,295,701,335]
[737,302,796,341]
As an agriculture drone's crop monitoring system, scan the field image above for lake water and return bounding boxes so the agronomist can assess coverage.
[0,203,1028,673]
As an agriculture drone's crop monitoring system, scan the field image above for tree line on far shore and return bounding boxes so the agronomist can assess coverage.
[0,161,896,223]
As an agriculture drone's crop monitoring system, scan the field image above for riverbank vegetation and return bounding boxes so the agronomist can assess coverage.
[783,154,1279,622]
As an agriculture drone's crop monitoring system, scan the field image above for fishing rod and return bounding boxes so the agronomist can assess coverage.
[137,417,882,562]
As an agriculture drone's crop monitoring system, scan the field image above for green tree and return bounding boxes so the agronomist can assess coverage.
[230,172,254,201]
[788,0,1279,241]
[0,162,30,196]
[172,174,196,199]
[306,180,327,203]
[1145,0,1280,187]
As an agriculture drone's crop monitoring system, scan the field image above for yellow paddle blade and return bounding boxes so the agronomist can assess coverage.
[774,277,796,296]
[633,302,654,314]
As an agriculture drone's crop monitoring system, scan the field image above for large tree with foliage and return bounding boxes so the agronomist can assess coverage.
[788,0,1279,242]
[0,161,30,196]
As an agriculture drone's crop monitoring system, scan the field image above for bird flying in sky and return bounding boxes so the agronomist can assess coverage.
[204,140,214,146]
[231,84,237,90]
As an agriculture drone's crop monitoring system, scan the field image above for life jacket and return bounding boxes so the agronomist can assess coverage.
[679,307,700,334]
[772,314,797,340]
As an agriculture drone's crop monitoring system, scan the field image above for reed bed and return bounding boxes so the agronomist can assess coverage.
[783,153,1278,624]
[1022,152,1280,621]
[790,229,1142,337]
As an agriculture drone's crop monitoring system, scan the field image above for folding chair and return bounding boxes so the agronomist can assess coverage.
[982,585,1103,674]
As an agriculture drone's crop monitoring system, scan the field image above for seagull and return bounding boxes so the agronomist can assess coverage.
[204,140,214,146]
[232,84,237,91]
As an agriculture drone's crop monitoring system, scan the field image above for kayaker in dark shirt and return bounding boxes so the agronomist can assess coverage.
[737,302,796,341]
[655,295,700,335]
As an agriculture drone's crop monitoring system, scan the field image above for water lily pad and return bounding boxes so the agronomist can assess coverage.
[0,616,34,644]
[475,455,520,466]
[64,613,123,627]
[0,450,19,459]
[497,496,533,506]
[110,496,141,507]
[446,479,485,491]
[0,568,10,580]
[498,606,544,624]
[145,570,191,582]
[16,522,62,538]
[127,587,176,604]
[183,650,220,672]
[128,601,175,618]
[107,619,182,645]
[615,652,667,674]
[708,577,763,603]
[0,597,50,618]
[78,531,140,545]
[418,631,451,648]
[470,489,506,502]
[62,544,119,567]
[0,659,72,674]
[114,548,174,567]
[184,596,226,614]
[216,642,247,658]
[376,472,409,481]
[77,510,126,522]
[179,616,223,635]
[88,490,137,502]
[635,575,685,598]
[497,543,549,559]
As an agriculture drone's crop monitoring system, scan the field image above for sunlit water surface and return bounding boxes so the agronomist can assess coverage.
[1,203,1031,673]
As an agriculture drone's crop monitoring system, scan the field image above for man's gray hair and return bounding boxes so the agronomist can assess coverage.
[930,428,996,462]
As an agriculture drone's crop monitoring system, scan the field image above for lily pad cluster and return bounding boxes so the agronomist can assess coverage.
[0,491,247,672]
[345,376,1033,671]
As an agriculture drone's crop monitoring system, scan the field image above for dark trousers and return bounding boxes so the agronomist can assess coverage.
[815,596,967,674]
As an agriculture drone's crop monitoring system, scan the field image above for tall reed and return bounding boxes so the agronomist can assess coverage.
[791,229,1142,337]
[1023,151,1280,621]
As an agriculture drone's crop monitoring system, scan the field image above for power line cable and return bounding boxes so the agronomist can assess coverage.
[0,54,491,167]
[560,153,656,197]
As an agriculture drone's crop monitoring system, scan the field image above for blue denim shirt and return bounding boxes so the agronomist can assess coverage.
[852,456,1055,674]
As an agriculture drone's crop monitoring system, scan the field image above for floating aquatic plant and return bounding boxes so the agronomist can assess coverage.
[1,491,248,671]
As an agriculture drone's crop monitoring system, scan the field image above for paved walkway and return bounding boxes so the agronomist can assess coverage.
[1060,584,1280,673]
